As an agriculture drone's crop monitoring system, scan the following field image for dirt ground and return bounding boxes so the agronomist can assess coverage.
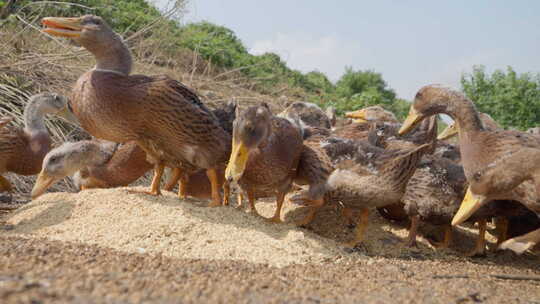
[1,235,539,304]
[1,188,539,303]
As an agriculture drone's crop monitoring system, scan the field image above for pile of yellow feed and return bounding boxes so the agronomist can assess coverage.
[2,187,499,267]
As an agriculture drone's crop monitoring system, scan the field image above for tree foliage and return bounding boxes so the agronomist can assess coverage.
[178,22,246,68]
[324,67,406,117]
[3,0,410,120]
[461,65,540,130]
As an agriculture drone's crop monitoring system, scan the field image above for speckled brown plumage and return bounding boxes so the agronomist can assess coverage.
[280,101,332,129]
[300,139,431,247]
[42,15,231,204]
[400,85,540,227]
[226,104,303,222]
[72,71,231,170]
[77,101,237,196]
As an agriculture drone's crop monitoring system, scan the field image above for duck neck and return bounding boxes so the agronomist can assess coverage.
[24,98,51,136]
[445,96,484,136]
[86,33,132,75]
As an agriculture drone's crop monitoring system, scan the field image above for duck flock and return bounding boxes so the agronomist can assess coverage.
[1,15,539,257]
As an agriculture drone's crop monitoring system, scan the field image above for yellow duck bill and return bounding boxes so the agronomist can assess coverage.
[31,171,58,199]
[437,123,458,140]
[344,109,368,123]
[225,139,249,182]
[398,107,422,135]
[451,187,486,226]
[42,17,84,38]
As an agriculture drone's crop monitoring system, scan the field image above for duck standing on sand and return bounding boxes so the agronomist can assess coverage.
[40,15,231,206]
[225,103,304,223]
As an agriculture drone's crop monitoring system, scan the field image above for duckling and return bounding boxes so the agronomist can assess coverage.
[0,93,77,192]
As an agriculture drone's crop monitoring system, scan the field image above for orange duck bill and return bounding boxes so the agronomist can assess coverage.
[42,17,84,38]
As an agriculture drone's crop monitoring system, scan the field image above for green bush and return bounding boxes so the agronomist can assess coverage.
[461,65,540,130]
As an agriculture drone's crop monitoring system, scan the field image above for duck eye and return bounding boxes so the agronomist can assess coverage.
[473,172,482,181]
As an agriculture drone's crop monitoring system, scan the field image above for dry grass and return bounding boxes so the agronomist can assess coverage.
[0,2,299,196]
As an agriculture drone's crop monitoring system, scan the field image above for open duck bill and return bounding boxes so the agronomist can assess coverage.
[398,107,423,135]
[31,171,60,199]
[437,123,458,140]
[451,187,486,226]
[225,139,250,182]
[344,109,368,123]
[42,17,83,38]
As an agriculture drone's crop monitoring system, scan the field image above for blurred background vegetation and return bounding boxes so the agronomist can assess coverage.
[1,0,539,129]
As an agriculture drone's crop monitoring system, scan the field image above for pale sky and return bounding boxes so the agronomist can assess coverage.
[155,0,540,100]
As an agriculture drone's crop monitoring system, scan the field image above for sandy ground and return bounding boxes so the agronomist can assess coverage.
[1,187,539,303]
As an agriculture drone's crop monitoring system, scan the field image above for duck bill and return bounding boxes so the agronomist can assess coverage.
[225,139,249,182]
[56,107,80,125]
[345,109,367,122]
[437,124,458,140]
[451,187,486,226]
[398,107,423,135]
[31,172,59,199]
[42,17,83,38]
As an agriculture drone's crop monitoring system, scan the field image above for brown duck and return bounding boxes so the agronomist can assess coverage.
[225,103,304,223]
[0,93,76,192]
[399,85,540,227]
[296,137,431,247]
[32,140,226,200]
[344,105,398,124]
[32,100,237,199]
[401,154,537,256]
[41,15,231,206]
[438,112,500,141]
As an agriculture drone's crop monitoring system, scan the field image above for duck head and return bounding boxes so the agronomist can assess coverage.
[225,103,272,182]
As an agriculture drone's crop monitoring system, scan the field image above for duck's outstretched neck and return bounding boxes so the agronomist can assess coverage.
[24,97,51,136]
[88,33,132,75]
